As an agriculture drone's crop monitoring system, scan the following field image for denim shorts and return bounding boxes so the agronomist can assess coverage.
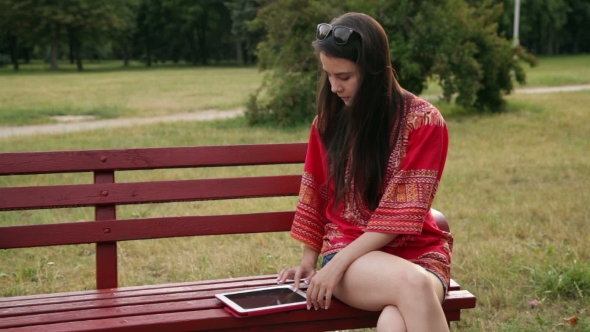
[321,252,447,304]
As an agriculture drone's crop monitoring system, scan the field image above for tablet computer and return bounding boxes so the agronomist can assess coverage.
[215,285,307,317]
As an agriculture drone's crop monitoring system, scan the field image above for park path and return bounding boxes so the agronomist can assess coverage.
[2,84,589,138]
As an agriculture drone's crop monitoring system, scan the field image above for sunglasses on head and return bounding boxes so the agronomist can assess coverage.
[316,23,356,44]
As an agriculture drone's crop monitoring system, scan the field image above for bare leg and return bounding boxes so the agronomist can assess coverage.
[377,305,406,332]
[332,251,448,332]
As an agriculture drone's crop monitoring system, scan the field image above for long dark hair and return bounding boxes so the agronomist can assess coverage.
[313,12,406,211]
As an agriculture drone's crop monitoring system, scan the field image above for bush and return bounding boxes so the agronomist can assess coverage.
[246,70,317,126]
[248,0,537,126]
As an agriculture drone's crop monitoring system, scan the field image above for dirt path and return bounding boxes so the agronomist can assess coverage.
[2,85,589,138]
[0,109,244,138]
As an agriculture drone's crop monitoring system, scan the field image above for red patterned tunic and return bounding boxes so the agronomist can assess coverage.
[290,92,453,286]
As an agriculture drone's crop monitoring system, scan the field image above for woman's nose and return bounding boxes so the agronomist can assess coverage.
[331,83,341,93]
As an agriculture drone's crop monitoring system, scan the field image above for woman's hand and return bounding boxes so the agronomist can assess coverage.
[277,262,317,290]
[277,246,320,292]
[304,259,345,310]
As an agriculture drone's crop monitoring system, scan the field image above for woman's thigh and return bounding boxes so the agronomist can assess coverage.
[332,251,445,311]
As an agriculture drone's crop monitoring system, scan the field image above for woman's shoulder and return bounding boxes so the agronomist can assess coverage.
[402,91,445,129]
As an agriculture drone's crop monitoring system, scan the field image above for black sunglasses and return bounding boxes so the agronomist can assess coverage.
[316,23,356,44]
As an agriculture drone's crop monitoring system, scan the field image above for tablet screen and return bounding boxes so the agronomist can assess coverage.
[224,287,306,309]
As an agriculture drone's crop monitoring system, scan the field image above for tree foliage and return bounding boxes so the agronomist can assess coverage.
[469,0,590,54]
[246,0,538,126]
[1,0,587,73]
[0,0,136,70]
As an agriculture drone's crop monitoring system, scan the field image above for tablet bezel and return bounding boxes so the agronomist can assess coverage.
[215,284,307,316]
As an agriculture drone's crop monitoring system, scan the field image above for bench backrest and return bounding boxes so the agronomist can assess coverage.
[0,142,449,289]
[0,143,307,288]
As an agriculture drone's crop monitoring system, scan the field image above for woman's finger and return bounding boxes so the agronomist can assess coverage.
[293,268,303,290]
[316,287,326,310]
[306,282,316,310]
[277,268,293,284]
[324,289,333,310]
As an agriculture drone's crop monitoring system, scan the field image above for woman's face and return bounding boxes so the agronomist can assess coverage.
[320,52,359,106]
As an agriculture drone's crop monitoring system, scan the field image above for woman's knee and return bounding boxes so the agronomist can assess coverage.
[377,305,406,332]
[398,267,436,297]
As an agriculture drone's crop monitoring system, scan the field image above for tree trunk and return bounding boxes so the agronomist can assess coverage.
[573,30,580,54]
[122,42,130,67]
[189,30,197,66]
[8,33,19,71]
[69,33,75,64]
[196,9,209,66]
[145,30,152,67]
[236,40,244,66]
[246,38,253,64]
[24,47,30,64]
[546,28,554,55]
[75,38,83,71]
[197,26,208,65]
[50,24,60,70]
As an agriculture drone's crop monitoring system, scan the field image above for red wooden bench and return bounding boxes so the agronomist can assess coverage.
[0,143,476,331]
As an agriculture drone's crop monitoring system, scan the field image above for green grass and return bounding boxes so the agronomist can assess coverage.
[1,89,590,331]
[0,60,262,126]
[419,54,590,98]
[2,55,590,126]
[524,55,590,87]
[1,56,590,330]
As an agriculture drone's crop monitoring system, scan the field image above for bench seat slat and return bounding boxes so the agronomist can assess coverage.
[0,280,280,314]
[0,275,275,303]
[0,274,475,329]
[0,175,301,210]
[0,299,220,329]
[0,212,295,249]
[1,290,474,332]
[0,144,308,175]
[0,276,462,309]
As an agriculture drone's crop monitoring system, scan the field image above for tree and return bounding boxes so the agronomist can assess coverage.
[0,0,37,70]
[246,0,536,126]
[225,0,262,66]
[469,0,590,55]
[0,0,136,70]
[133,0,231,66]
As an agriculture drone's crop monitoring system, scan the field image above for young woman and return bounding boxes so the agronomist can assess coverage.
[276,12,452,332]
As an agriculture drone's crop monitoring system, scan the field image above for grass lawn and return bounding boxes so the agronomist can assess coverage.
[1,86,589,331]
[1,55,590,126]
[416,54,590,98]
[0,60,262,126]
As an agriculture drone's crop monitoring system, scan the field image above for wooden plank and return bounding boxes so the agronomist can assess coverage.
[0,279,278,314]
[1,287,472,322]
[95,171,118,289]
[0,175,301,210]
[0,276,467,309]
[0,302,379,332]
[0,212,295,249]
[0,144,307,175]
[431,208,450,232]
[440,290,477,310]
[215,316,379,332]
[0,275,276,303]
[0,294,469,332]
[0,299,219,329]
